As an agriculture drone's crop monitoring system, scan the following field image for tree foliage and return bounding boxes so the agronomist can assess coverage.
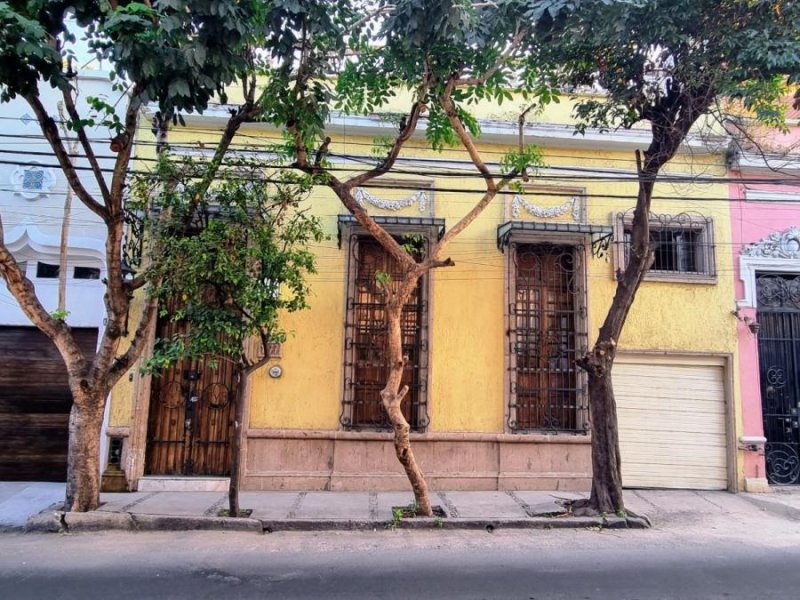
[533,0,800,515]
[0,1,276,512]
[139,162,323,372]
[536,0,800,133]
[0,1,263,114]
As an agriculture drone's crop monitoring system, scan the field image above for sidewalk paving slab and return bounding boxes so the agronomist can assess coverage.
[239,491,299,520]
[513,491,583,515]
[97,492,153,512]
[742,491,800,520]
[632,489,718,514]
[442,491,529,519]
[124,491,226,516]
[293,492,371,520]
[0,483,64,530]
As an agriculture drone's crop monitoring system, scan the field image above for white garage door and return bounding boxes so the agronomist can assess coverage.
[613,356,729,490]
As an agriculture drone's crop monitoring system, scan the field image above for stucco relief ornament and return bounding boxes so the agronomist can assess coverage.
[511,194,581,221]
[741,226,800,259]
[355,188,428,213]
[10,164,57,199]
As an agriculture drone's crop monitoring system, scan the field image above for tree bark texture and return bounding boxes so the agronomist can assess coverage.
[65,388,107,512]
[228,367,249,518]
[382,273,433,517]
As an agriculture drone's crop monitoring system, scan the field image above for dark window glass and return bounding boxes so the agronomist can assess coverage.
[36,262,59,278]
[74,266,101,280]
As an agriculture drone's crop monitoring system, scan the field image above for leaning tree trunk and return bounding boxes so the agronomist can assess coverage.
[228,366,249,518]
[382,274,433,517]
[578,158,659,515]
[582,346,625,514]
[65,386,107,512]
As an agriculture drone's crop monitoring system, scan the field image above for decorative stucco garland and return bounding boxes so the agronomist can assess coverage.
[354,187,428,213]
[511,194,582,222]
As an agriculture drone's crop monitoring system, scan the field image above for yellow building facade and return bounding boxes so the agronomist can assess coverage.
[108,96,744,494]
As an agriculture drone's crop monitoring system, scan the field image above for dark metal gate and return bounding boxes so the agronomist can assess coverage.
[145,310,236,476]
[757,273,800,485]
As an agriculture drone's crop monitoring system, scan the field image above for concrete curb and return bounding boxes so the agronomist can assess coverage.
[24,511,651,534]
[741,494,800,521]
[24,511,65,533]
[131,514,263,533]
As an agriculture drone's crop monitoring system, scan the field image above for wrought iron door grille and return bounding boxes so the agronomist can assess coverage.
[757,273,800,485]
[508,243,588,432]
[341,236,429,431]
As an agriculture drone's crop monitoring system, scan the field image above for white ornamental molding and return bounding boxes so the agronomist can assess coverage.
[10,163,57,199]
[741,226,800,259]
[355,188,428,213]
[511,194,582,222]
[739,226,800,308]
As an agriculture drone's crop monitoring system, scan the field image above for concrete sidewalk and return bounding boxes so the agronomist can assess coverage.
[25,488,650,533]
[0,483,65,530]
[14,487,800,533]
[5,483,800,534]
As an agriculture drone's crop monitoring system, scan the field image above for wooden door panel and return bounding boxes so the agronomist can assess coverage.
[145,305,235,477]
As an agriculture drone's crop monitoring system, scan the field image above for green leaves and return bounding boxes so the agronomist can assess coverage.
[141,159,324,371]
[501,145,545,176]
[1,1,263,116]
[536,0,800,133]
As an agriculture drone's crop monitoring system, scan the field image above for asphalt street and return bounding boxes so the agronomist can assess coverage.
[3,505,800,600]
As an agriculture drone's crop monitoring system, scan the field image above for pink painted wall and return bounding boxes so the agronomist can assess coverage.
[729,114,800,483]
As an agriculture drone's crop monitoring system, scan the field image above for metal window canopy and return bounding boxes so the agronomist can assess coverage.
[337,214,446,248]
[497,220,613,257]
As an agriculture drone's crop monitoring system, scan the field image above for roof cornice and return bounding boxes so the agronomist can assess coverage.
[154,105,724,155]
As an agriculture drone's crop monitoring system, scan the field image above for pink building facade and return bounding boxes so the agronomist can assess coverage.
[729,111,800,492]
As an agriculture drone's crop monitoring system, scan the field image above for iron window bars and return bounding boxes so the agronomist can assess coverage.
[614,211,716,282]
[507,243,589,433]
[340,232,431,432]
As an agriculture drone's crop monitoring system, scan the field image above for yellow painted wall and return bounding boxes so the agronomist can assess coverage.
[110,93,741,459]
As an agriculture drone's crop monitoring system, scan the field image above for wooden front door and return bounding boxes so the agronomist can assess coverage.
[145,312,236,476]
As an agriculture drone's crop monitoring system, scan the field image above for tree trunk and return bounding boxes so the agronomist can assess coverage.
[381,275,433,517]
[228,367,248,518]
[578,156,660,515]
[585,355,624,514]
[64,387,107,512]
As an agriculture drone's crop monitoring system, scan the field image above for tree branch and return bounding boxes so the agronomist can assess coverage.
[108,85,144,212]
[23,94,109,222]
[346,75,431,189]
[107,294,158,384]
[61,87,112,206]
[454,27,528,87]
[433,77,518,254]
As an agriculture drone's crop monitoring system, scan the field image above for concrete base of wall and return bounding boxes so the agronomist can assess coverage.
[242,429,592,492]
[743,477,771,493]
[138,476,230,492]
